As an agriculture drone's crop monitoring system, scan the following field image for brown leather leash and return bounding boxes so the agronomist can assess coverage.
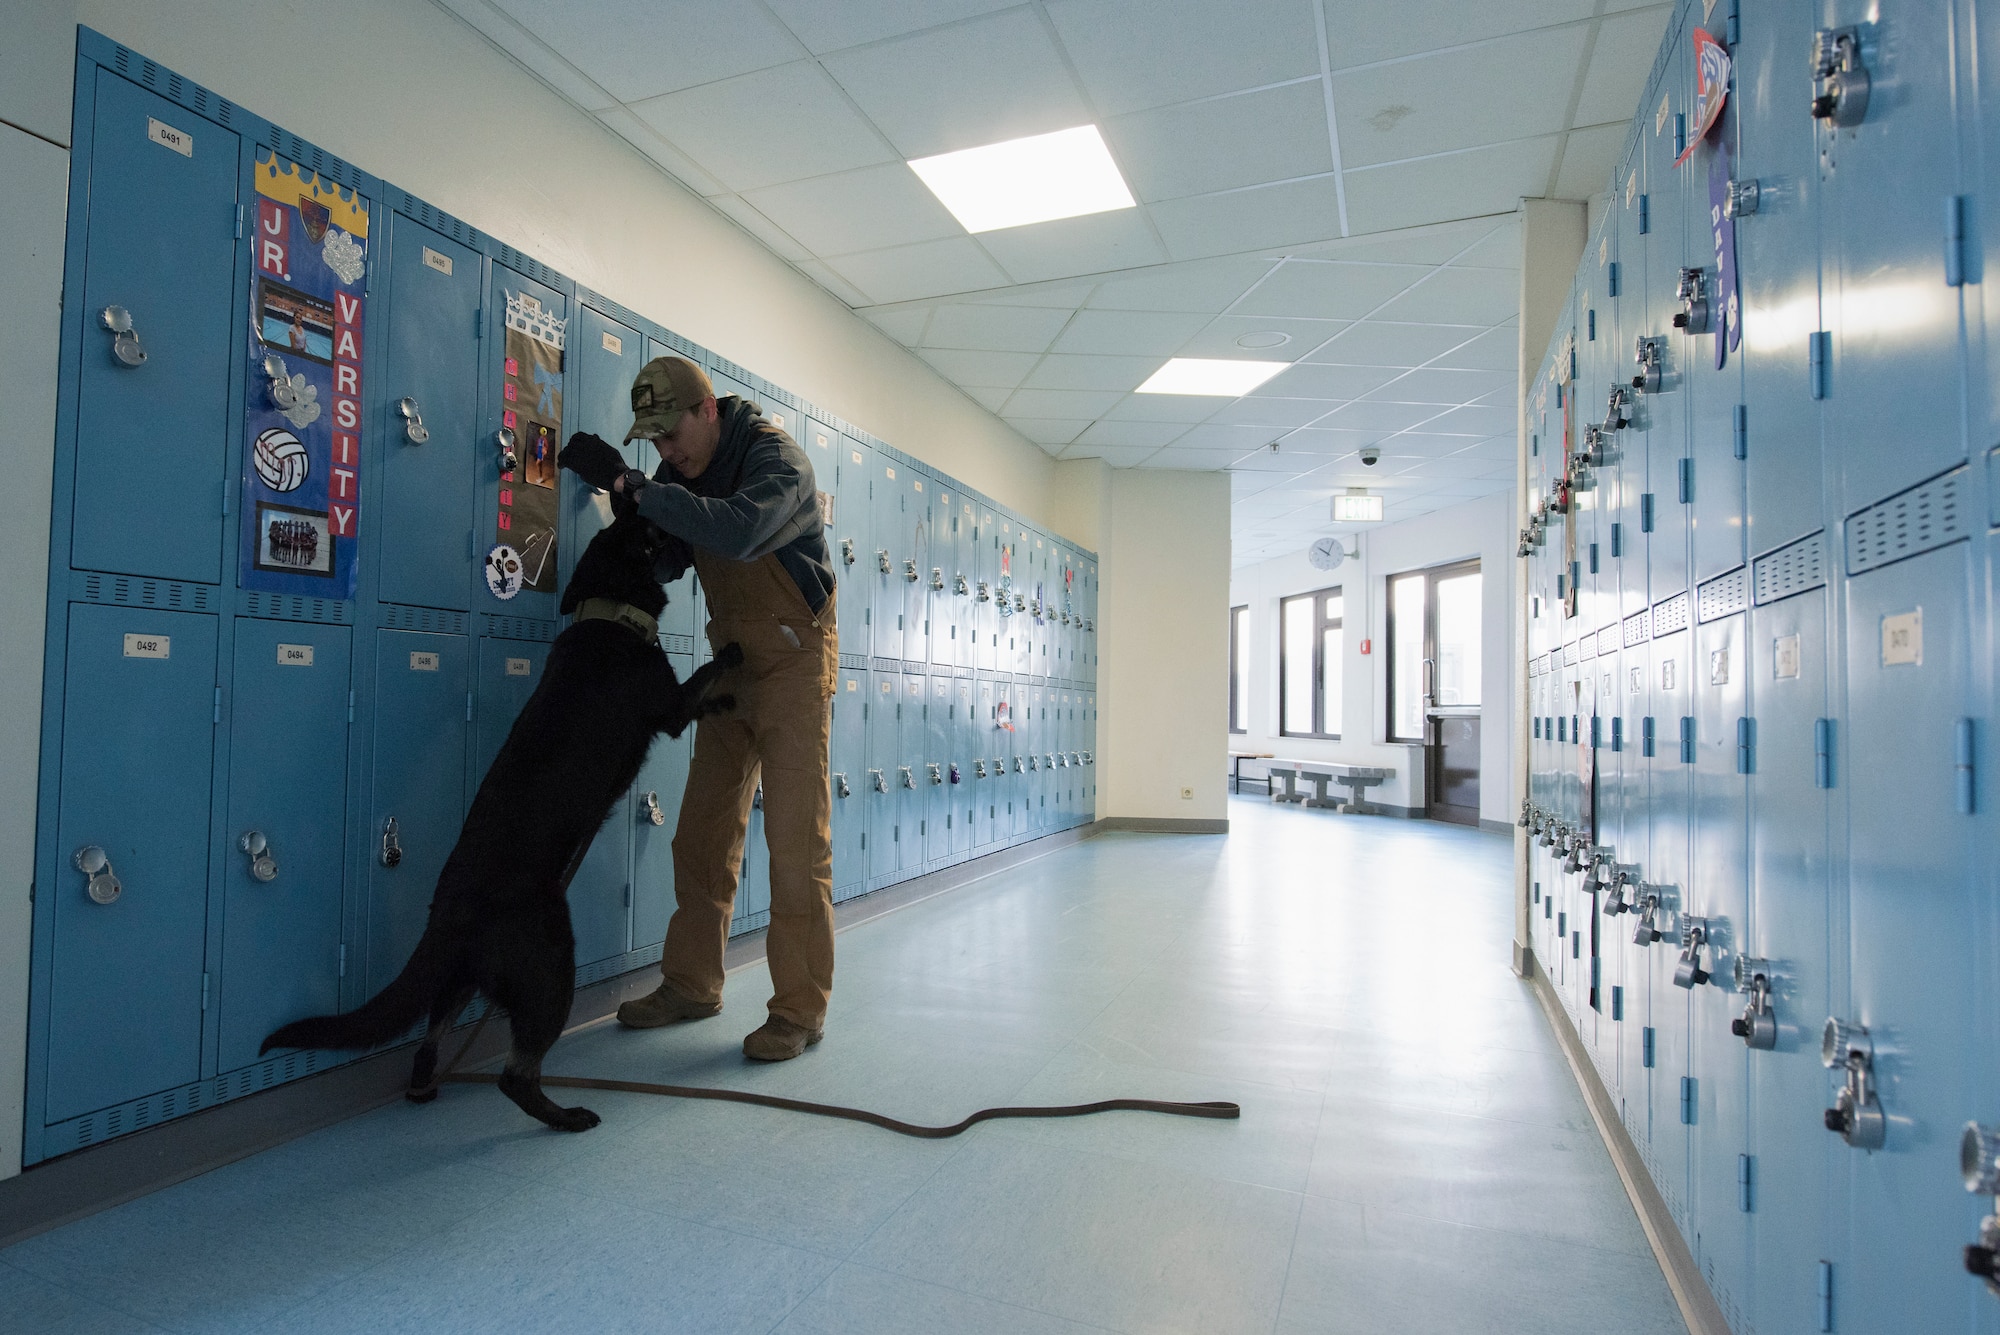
[421,1016,1240,1137]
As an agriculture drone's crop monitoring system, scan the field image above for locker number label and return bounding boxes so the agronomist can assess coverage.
[409,651,440,672]
[122,633,170,660]
[276,643,315,667]
[1773,634,1801,680]
[600,331,622,355]
[846,678,857,692]
[1882,609,1922,667]
[505,657,532,677]
[421,246,454,276]
[147,117,193,157]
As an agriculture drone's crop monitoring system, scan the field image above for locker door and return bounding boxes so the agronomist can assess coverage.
[870,456,904,660]
[1840,541,1983,1332]
[830,669,867,901]
[975,677,998,849]
[1646,623,1695,1233]
[1819,1,1968,512]
[567,308,645,604]
[833,436,872,658]
[930,488,958,668]
[480,267,566,621]
[975,511,1000,673]
[867,674,899,887]
[366,629,467,995]
[952,496,979,668]
[899,673,926,873]
[738,788,771,929]
[951,676,976,857]
[377,216,481,611]
[474,638,547,781]
[1744,585,1840,1335]
[1085,693,1098,817]
[632,651,697,946]
[45,605,218,1120]
[1637,12,1691,608]
[803,417,842,643]
[926,674,952,865]
[904,474,932,663]
[647,337,703,640]
[216,619,351,1074]
[1688,607,1750,1321]
[71,74,241,584]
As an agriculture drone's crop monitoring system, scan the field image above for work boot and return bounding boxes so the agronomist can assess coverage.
[743,1015,823,1061]
[616,981,721,1029]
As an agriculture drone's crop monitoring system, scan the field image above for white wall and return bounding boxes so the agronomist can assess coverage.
[1102,469,1232,824]
[1227,491,1516,823]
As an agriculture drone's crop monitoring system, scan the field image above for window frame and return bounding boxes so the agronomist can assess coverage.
[1385,558,1482,743]
[1278,585,1343,740]
[1229,604,1249,734]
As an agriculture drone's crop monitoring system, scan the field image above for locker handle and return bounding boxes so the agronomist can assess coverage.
[72,845,122,904]
[99,305,147,366]
[834,773,851,799]
[898,766,915,789]
[396,398,430,445]
[868,769,888,793]
[380,817,403,867]
[840,538,855,567]
[639,791,666,826]
[237,830,279,883]
[954,573,969,596]
[877,549,892,574]
[495,427,519,474]
[903,558,920,583]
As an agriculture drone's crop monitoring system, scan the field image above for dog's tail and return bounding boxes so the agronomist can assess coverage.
[260,931,449,1055]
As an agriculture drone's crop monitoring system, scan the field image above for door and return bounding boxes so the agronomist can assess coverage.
[1390,559,1484,824]
[829,667,867,901]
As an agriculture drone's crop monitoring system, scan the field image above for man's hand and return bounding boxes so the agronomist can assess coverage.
[558,432,628,492]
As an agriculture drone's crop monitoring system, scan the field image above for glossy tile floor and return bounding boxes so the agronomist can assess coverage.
[2,799,1688,1334]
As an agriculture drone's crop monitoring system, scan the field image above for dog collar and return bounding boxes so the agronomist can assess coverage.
[571,597,659,642]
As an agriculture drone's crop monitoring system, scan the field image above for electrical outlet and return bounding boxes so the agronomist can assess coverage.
[1180,786,1193,800]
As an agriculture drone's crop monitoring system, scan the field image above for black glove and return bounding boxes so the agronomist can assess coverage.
[558,432,627,492]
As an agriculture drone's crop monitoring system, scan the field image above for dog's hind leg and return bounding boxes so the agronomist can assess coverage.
[488,945,599,1132]
[406,983,477,1104]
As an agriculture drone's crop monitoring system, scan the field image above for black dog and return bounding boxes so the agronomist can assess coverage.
[262,486,739,1131]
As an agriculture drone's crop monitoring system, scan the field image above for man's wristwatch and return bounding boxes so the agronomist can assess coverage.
[618,468,650,496]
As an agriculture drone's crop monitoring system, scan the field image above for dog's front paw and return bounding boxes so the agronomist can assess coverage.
[554,1105,601,1132]
[714,641,745,669]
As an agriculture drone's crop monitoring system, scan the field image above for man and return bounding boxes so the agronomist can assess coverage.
[562,356,836,1061]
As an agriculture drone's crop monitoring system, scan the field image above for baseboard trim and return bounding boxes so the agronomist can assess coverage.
[1478,817,1513,835]
[1524,952,1726,1335]
[1094,816,1229,834]
[0,823,1103,1249]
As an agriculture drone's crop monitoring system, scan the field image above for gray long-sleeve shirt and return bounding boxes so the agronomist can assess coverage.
[631,395,834,613]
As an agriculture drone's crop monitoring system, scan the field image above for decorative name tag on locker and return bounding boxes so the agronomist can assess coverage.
[1882,609,1922,666]
[421,246,453,276]
[1773,635,1801,680]
[276,643,314,667]
[122,633,170,659]
[410,651,439,672]
[815,432,829,450]
[146,117,192,157]
[505,658,531,677]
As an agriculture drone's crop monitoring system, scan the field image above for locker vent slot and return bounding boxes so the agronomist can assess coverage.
[1624,610,1650,646]
[396,195,481,248]
[1751,531,1826,605]
[663,633,697,655]
[577,288,653,340]
[1696,566,1748,623]
[1563,641,1580,667]
[52,1048,338,1154]
[1845,465,1970,575]
[240,592,349,623]
[574,942,666,991]
[271,134,363,190]
[954,665,975,679]
[496,246,562,290]
[837,653,870,670]
[1651,591,1690,637]
[871,657,905,673]
[380,604,469,634]
[79,574,216,611]
[480,614,557,642]
[110,44,237,125]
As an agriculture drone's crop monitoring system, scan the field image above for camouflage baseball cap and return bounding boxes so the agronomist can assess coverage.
[624,356,714,441]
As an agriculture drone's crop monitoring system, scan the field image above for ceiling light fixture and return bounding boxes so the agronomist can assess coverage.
[1136,357,1288,396]
[1331,489,1384,522]
[908,125,1135,234]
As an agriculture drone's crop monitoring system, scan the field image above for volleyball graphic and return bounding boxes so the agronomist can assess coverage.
[253,427,310,493]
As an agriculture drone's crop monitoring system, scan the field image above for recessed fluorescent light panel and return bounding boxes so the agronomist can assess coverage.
[1331,492,1384,522]
[1136,358,1288,396]
[908,125,1135,233]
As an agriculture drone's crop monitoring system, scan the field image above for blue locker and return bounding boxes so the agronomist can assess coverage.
[831,434,873,655]
[902,473,933,663]
[1839,536,1984,1332]
[216,619,351,1074]
[1638,8,1692,608]
[473,637,546,780]
[1646,621,1694,1232]
[869,454,905,661]
[365,629,468,995]
[645,336,703,642]
[44,605,218,1120]
[800,416,843,640]
[898,672,927,873]
[737,788,771,930]
[478,266,567,622]
[632,651,697,947]
[376,215,482,611]
[975,507,1002,673]
[949,675,976,859]
[70,73,241,585]
[830,667,867,901]
[925,674,952,866]
[866,673,900,888]
[566,307,645,601]
[929,485,961,668]
[973,675,1000,850]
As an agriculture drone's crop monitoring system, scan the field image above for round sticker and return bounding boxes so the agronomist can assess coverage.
[484,543,524,601]
[252,427,310,493]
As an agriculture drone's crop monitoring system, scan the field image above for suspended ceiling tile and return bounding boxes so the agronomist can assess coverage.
[1448,219,1521,269]
[1573,6,1675,126]
[1324,0,1595,70]
[1106,81,1333,203]
[793,259,875,307]
[1421,403,1518,437]
[824,236,1013,304]
[1073,419,1190,449]
[1058,442,1161,467]
[1271,427,1385,455]
[1102,392,1221,424]
[1331,26,1588,169]
[1231,469,1281,495]
[1233,259,1431,321]
[491,0,805,103]
[1316,399,1450,432]
[1001,387,1128,418]
[1370,431,1488,458]
[977,209,1170,285]
[630,61,895,192]
[740,161,962,256]
[1362,366,1514,404]
[1051,308,1211,357]
[1341,135,1563,235]
[763,0,1023,54]
[593,106,729,197]
[1207,397,1340,429]
[1003,417,1093,446]
[1086,258,1277,313]
[1303,320,1486,367]
[1043,0,1321,116]
[820,9,1091,159]
[1551,122,1627,200]
[863,306,932,343]
[963,384,1013,412]
[913,346,1044,388]
[1278,217,1497,264]
[1366,264,1522,326]
[1425,323,1520,371]
[442,0,619,112]
[1252,361,1402,399]
[1174,422,1289,453]
[973,281,1100,308]
[706,194,814,263]
[1020,353,1160,393]
[1176,316,1349,360]
[1149,175,1349,263]
[1141,447,1252,472]
[1228,447,1320,472]
[919,303,1071,352]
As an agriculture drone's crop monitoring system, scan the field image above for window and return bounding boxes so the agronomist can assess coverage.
[1387,561,1483,742]
[1279,587,1343,738]
[1229,605,1248,733]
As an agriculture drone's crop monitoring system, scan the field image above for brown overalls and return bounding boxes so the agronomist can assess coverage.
[658,550,837,1028]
